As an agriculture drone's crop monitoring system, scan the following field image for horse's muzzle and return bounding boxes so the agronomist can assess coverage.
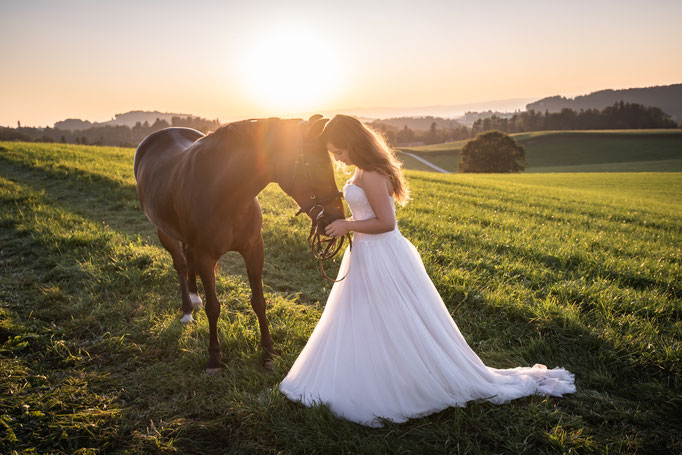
[313,209,330,236]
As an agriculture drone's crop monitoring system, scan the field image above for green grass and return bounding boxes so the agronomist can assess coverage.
[397,129,682,173]
[1,141,681,454]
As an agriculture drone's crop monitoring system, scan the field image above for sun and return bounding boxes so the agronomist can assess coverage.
[240,27,343,114]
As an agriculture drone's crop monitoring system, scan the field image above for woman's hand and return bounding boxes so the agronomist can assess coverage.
[325,219,352,238]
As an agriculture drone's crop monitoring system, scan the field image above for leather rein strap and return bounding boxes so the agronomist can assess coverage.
[306,220,352,282]
[293,133,352,282]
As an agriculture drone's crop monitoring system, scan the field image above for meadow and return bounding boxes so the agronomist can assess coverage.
[1,141,681,454]
[398,129,682,173]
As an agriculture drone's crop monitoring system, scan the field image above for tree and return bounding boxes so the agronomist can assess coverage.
[151,118,170,131]
[459,130,526,173]
[396,125,416,144]
[424,121,441,145]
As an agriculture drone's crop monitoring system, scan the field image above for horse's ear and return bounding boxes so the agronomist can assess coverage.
[307,114,323,123]
[308,116,329,138]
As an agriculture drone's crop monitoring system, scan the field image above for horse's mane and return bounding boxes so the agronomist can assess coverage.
[204,117,299,149]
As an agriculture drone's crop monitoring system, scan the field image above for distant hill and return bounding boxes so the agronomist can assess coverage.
[526,84,682,122]
[53,110,208,130]
[53,118,94,131]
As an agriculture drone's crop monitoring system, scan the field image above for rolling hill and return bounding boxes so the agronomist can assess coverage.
[398,129,682,173]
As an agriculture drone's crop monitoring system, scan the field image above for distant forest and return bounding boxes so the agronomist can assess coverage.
[371,102,678,146]
[470,102,679,136]
[0,102,678,148]
[527,83,682,122]
[369,118,470,146]
[0,116,220,147]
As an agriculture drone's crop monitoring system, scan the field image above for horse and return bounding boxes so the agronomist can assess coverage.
[133,116,345,372]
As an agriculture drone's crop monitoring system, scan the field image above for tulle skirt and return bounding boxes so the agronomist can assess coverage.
[279,228,576,427]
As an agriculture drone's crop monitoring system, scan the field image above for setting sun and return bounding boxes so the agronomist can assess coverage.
[239,27,344,113]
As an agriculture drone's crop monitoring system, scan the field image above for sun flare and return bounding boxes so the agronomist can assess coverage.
[240,27,343,114]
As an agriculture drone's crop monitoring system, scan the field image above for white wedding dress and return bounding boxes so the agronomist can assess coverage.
[279,181,576,427]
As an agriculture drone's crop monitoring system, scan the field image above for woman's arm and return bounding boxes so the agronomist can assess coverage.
[324,171,395,237]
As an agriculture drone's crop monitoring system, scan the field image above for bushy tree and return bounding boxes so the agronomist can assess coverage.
[459,130,526,173]
[396,125,416,144]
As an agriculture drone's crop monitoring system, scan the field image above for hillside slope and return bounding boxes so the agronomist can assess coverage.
[398,129,682,173]
[0,141,680,453]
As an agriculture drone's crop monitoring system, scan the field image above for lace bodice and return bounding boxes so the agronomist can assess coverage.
[343,181,400,243]
[343,181,395,221]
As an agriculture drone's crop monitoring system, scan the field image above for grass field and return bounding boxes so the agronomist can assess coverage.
[397,129,682,173]
[1,141,681,454]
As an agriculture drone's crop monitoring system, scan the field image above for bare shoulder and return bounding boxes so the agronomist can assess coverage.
[358,170,393,196]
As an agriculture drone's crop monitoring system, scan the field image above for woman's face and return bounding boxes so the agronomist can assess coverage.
[327,143,353,166]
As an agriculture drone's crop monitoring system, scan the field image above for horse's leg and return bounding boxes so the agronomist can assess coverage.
[239,235,275,370]
[196,253,222,374]
[183,242,203,310]
[157,230,194,323]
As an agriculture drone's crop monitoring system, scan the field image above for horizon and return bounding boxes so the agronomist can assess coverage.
[2,1,681,127]
[9,95,540,128]
[2,88,677,129]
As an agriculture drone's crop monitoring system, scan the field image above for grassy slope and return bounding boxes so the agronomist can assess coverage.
[1,141,681,454]
[397,129,682,173]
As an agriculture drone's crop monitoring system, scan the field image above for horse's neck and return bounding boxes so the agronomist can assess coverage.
[202,119,294,198]
[239,121,294,189]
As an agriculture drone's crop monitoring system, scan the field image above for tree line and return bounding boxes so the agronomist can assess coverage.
[471,101,678,136]
[369,120,470,146]
[1,102,678,148]
[371,102,678,147]
[0,116,220,147]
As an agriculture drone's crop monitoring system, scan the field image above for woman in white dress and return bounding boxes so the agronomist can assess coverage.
[278,114,576,427]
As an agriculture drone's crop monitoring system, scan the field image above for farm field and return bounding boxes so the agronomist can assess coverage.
[1,141,681,454]
[397,129,682,173]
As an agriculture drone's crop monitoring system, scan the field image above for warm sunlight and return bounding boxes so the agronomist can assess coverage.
[239,27,344,114]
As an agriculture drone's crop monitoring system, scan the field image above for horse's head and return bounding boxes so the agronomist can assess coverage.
[275,115,346,235]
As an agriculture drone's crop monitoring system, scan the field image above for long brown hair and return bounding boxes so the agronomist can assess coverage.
[322,114,410,206]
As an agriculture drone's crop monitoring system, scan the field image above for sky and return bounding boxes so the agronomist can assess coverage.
[1,0,681,127]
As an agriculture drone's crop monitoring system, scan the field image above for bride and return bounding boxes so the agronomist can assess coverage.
[278,114,575,427]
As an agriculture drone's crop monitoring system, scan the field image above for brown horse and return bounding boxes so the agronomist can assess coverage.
[134,116,345,372]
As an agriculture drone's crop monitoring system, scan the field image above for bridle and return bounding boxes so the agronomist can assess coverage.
[293,132,352,282]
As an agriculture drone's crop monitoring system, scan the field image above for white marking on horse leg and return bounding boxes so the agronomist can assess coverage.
[180,313,194,324]
[190,293,203,309]
[205,367,221,375]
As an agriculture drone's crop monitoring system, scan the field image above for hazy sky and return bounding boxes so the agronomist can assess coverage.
[1,0,681,126]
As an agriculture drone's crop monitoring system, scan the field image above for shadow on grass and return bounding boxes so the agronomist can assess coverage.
[0,153,334,301]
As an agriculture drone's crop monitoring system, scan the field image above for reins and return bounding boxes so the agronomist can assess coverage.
[306,218,352,282]
[293,128,352,283]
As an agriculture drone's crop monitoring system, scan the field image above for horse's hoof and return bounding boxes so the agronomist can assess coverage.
[190,293,203,309]
[180,313,194,324]
[263,358,275,370]
[205,367,222,375]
